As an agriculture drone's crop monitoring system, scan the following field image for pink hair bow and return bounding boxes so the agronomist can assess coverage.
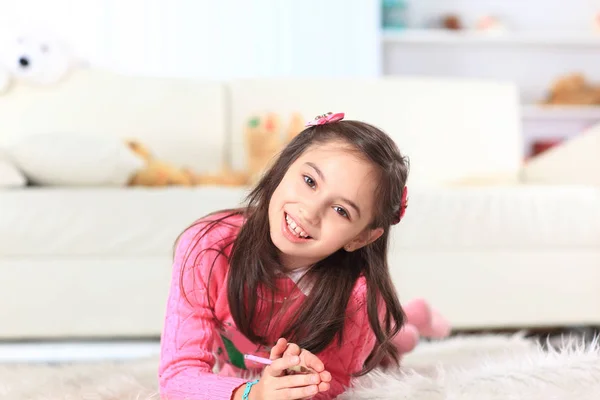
[392,186,408,225]
[305,112,345,127]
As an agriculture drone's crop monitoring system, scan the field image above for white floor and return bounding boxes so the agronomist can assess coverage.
[0,340,161,363]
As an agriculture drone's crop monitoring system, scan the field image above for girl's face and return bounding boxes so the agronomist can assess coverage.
[268,141,384,271]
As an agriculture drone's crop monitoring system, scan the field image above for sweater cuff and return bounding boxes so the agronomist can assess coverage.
[214,377,248,400]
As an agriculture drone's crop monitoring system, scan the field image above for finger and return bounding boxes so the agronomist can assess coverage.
[277,385,318,400]
[299,350,325,373]
[284,342,301,357]
[319,370,332,383]
[317,381,330,393]
[275,373,320,389]
[268,354,300,377]
[297,381,331,400]
[270,338,288,360]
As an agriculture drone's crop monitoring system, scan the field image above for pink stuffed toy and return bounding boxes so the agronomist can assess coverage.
[393,298,452,355]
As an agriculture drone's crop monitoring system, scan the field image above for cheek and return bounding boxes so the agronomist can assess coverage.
[322,217,363,242]
[281,175,305,198]
[321,216,349,240]
[271,176,299,208]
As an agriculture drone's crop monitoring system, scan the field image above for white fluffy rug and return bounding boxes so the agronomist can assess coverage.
[1,334,599,400]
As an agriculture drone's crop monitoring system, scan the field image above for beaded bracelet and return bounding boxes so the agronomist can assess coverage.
[242,379,260,400]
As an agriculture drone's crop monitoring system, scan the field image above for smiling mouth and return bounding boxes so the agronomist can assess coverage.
[285,213,312,239]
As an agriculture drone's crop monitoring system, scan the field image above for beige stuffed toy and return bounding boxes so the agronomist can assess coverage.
[244,112,307,185]
[543,73,600,105]
[245,112,283,184]
[126,140,250,187]
[126,112,306,188]
[184,165,249,187]
[126,140,193,186]
[286,112,306,144]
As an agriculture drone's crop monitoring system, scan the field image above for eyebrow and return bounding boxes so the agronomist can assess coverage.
[305,162,362,218]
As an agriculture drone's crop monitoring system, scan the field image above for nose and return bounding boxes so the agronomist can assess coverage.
[19,56,29,68]
[299,204,320,226]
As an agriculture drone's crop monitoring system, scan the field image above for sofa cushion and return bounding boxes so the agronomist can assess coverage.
[7,132,144,186]
[391,185,600,250]
[0,69,228,173]
[0,187,249,257]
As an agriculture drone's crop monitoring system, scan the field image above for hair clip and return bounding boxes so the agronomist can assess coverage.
[392,186,408,225]
[305,112,345,127]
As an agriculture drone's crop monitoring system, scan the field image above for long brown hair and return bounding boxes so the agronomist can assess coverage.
[179,120,409,375]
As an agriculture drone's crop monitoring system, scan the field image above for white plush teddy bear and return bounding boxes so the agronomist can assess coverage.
[0,37,12,93]
[0,68,9,93]
[0,30,82,90]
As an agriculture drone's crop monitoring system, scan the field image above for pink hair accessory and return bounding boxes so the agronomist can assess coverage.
[305,112,345,127]
[392,186,408,225]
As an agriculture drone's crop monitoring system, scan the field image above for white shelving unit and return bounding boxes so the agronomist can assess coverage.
[381,28,600,104]
[521,104,600,119]
[382,25,600,156]
[382,29,600,46]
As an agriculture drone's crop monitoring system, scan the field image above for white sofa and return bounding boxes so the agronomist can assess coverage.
[1,70,599,340]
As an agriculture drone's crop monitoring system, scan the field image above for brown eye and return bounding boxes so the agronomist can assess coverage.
[303,175,316,188]
[333,206,349,219]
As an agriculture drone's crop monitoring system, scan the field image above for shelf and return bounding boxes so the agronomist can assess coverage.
[382,29,600,46]
[522,104,600,119]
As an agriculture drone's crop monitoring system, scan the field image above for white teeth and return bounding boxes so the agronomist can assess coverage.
[285,215,293,227]
[285,214,309,238]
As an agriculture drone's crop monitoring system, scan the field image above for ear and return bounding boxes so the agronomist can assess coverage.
[344,227,384,252]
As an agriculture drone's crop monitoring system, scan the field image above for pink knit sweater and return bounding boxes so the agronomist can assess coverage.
[158,214,377,400]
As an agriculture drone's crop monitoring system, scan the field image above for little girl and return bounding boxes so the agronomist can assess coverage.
[159,112,410,400]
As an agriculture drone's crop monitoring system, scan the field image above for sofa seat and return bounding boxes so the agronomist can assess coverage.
[3,185,598,259]
[0,186,249,339]
[394,185,600,250]
[1,185,600,338]
[387,185,600,329]
[0,187,249,257]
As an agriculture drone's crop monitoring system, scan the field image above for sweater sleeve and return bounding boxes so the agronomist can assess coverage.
[313,279,377,400]
[158,222,246,400]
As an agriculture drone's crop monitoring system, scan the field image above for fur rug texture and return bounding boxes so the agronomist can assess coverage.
[1,334,599,400]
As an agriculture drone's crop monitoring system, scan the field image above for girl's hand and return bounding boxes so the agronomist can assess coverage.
[283,342,331,394]
[249,338,322,400]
